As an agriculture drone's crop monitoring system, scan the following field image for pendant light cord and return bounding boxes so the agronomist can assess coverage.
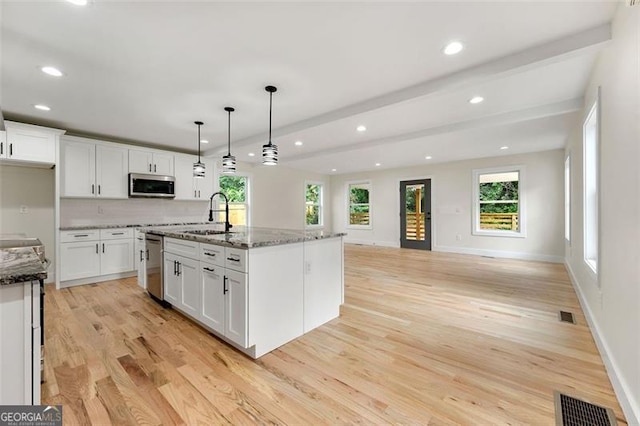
[197,123,201,162]
[227,110,232,156]
[268,91,273,146]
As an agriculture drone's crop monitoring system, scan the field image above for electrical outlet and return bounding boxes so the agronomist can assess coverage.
[456,234,462,241]
[19,205,28,214]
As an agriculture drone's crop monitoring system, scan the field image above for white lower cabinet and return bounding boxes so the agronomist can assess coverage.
[163,253,180,305]
[224,269,248,347]
[179,256,200,318]
[60,228,134,284]
[200,264,225,334]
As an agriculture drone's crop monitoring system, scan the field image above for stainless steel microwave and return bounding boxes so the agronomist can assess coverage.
[129,173,175,198]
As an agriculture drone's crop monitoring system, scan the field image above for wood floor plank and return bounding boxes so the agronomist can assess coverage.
[43,244,627,425]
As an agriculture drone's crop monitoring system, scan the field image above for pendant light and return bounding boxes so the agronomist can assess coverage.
[262,85,278,165]
[193,121,205,178]
[222,107,236,174]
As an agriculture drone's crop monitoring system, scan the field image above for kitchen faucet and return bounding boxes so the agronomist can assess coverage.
[208,191,233,232]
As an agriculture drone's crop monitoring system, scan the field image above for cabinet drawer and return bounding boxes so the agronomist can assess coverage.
[60,230,99,243]
[225,247,247,273]
[100,228,133,240]
[165,237,199,258]
[200,243,225,266]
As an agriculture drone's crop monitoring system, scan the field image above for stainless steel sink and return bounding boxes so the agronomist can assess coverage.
[183,229,231,236]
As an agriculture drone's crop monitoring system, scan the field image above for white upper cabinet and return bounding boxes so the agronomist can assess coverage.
[61,138,128,199]
[1,121,64,164]
[129,149,174,176]
[174,154,213,200]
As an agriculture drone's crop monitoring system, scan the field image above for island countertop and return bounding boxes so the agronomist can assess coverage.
[0,247,47,285]
[140,225,346,249]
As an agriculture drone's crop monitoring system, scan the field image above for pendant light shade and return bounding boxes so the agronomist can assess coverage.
[262,85,278,166]
[193,121,205,178]
[222,107,236,174]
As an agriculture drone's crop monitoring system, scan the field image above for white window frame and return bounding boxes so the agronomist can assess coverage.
[472,165,526,238]
[565,155,571,243]
[216,172,251,227]
[583,94,599,276]
[304,181,324,228]
[346,180,372,229]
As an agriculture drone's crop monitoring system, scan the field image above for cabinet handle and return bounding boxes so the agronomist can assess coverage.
[223,276,228,294]
[203,267,215,272]
[154,164,157,173]
[9,143,12,157]
[96,243,99,254]
[112,232,125,235]
[173,260,177,276]
[140,250,143,262]
[149,164,152,172]
[102,243,105,253]
[194,190,197,198]
[177,262,181,276]
[0,142,3,155]
[98,185,101,195]
[198,190,201,198]
[146,249,149,261]
[226,257,240,262]
[74,234,89,237]
[203,252,216,257]
[91,184,95,194]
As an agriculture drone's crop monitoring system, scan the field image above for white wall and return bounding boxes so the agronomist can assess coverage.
[234,161,332,231]
[0,165,55,282]
[564,5,639,424]
[331,149,564,262]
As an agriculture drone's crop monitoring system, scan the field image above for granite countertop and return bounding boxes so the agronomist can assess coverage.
[60,221,212,231]
[140,225,346,249]
[0,247,47,285]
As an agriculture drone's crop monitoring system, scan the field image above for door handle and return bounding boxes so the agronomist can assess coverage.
[426,212,431,220]
[223,276,228,294]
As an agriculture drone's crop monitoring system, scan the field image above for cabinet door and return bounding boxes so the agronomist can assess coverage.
[6,127,55,163]
[303,238,343,332]
[96,145,128,198]
[194,158,214,199]
[61,140,96,197]
[0,130,6,158]
[163,254,180,305]
[179,256,200,318]
[129,149,153,174]
[200,264,225,334]
[173,154,197,200]
[60,242,100,281]
[101,239,134,275]
[152,153,174,176]
[225,269,248,347]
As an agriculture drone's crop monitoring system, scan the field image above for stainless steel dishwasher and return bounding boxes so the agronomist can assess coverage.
[145,234,164,304]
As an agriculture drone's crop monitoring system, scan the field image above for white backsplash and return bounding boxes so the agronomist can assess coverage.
[60,198,211,227]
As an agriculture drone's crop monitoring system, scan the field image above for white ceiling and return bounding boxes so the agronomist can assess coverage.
[0,1,617,174]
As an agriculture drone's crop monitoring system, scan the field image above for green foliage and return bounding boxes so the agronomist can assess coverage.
[306,206,320,225]
[350,187,369,204]
[219,176,246,203]
[480,203,518,213]
[404,185,425,213]
[479,181,518,201]
[306,184,320,203]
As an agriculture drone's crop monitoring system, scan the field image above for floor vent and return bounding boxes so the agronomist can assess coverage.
[554,392,617,426]
[559,310,576,324]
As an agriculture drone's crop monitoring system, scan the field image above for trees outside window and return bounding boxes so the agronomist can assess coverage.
[219,175,249,226]
[472,167,525,237]
[306,183,323,226]
[349,182,371,227]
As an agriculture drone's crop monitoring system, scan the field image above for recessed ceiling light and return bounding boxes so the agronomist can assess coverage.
[41,66,63,77]
[34,104,51,111]
[500,146,509,150]
[200,139,209,144]
[443,41,464,55]
[375,163,381,167]
[331,168,337,172]
[294,141,303,146]
[469,96,484,104]
[66,0,88,5]
[356,125,367,132]
[425,156,432,160]
[248,152,255,157]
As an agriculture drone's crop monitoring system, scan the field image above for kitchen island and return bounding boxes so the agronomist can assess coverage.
[141,225,345,358]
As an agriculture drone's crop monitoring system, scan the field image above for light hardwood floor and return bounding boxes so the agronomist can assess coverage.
[43,244,627,425]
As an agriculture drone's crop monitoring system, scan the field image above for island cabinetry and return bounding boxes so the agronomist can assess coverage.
[60,138,128,198]
[163,252,199,318]
[129,149,174,176]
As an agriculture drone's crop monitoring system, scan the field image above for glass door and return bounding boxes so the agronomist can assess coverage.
[400,179,431,250]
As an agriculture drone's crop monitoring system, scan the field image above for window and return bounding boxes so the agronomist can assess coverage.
[583,97,599,274]
[565,155,571,242]
[348,182,371,227]
[218,175,249,226]
[472,166,525,237]
[305,182,323,227]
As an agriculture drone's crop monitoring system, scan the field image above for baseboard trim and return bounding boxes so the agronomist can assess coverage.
[344,238,400,248]
[433,245,564,263]
[565,261,639,426]
[60,271,137,288]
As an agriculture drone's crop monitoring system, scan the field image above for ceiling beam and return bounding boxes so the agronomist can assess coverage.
[281,97,583,163]
[210,23,609,155]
